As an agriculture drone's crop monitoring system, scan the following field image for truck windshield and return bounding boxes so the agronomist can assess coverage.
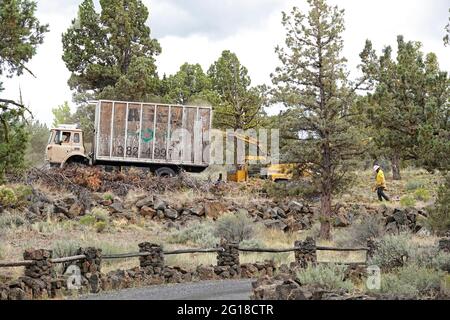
[53,130,61,144]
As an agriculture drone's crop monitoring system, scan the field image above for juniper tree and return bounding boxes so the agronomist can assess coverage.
[359,36,449,179]
[162,63,218,104]
[444,9,450,46]
[62,0,161,102]
[272,0,366,240]
[52,102,72,127]
[0,0,48,180]
[25,120,50,167]
[208,50,265,131]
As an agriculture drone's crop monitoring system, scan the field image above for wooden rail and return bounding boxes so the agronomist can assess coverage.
[51,255,87,264]
[316,246,369,252]
[0,255,88,267]
[164,248,224,255]
[238,247,297,253]
[237,246,368,253]
[0,260,34,267]
[103,252,149,260]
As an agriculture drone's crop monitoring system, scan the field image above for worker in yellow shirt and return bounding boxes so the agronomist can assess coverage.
[373,165,390,202]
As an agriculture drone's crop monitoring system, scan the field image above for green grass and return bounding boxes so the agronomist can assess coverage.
[400,196,416,208]
[414,188,431,202]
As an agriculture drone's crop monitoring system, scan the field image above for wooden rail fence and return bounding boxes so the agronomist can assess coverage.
[1,237,448,301]
[0,238,371,269]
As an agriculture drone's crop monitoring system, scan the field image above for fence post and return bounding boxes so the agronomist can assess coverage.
[23,249,54,299]
[77,247,102,293]
[217,239,240,268]
[138,242,164,274]
[438,238,450,253]
[294,237,316,268]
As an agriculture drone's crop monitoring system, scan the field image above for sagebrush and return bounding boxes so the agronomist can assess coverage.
[296,264,354,291]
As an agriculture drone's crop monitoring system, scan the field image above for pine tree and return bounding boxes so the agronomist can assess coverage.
[272,0,366,240]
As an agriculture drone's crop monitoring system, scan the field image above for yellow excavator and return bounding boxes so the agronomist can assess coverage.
[225,132,294,183]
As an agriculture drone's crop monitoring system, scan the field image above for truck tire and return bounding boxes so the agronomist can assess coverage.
[62,155,89,168]
[155,167,177,177]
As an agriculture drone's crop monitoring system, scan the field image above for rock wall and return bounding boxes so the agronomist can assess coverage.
[23,190,316,233]
[251,264,374,301]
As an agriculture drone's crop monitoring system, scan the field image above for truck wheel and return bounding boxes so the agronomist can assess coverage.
[155,167,177,177]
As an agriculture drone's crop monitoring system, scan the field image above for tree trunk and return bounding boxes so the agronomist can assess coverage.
[319,142,333,240]
[391,154,401,180]
[319,190,332,240]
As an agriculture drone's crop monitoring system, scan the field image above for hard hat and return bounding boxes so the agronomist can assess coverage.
[373,165,380,172]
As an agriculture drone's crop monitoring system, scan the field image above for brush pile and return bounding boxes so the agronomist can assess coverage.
[21,166,212,196]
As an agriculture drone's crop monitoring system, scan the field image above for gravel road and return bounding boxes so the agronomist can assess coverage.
[81,279,254,300]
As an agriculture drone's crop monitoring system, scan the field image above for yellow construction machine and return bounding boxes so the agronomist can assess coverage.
[225,132,294,183]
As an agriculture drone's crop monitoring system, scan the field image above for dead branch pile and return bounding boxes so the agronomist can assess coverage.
[21,166,213,197]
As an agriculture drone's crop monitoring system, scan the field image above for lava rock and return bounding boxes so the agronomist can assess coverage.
[164,208,179,219]
[140,206,156,218]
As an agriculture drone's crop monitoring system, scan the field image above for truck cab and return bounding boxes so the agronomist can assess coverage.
[45,124,89,167]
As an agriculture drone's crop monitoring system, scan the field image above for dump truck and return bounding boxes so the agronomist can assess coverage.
[45,100,212,176]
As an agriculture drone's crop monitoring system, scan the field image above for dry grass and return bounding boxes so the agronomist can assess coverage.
[338,168,442,207]
[1,168,442,281]
[0,215,168,278]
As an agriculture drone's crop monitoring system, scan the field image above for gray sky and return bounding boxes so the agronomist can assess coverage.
[2,0,449,126]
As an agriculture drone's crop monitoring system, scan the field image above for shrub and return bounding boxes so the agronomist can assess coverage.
[214,211,256,243]
[296,264,354,291]
[79,208,110,228]
[411,246,439,268]
[91,207,110,222]
[405,180,425,191]
[103,193,114,201]
[335,214,385,247]
[94,241,134,256]
[370,233,414,271]
[94,221,107,233]
[429,252,450,272]
[376,264,444,298]
[0,213,26,230]
[400,196,416,208]
[414,188,431,202]
[52,240,81,258]
[31,220,66,234]
[13,185,33,205]
[239,238,265,249]
[168,221,219,248]
[0,186,17,207]
[79,215,96,226]
[397,245,450,272]
[426,175,450,236]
